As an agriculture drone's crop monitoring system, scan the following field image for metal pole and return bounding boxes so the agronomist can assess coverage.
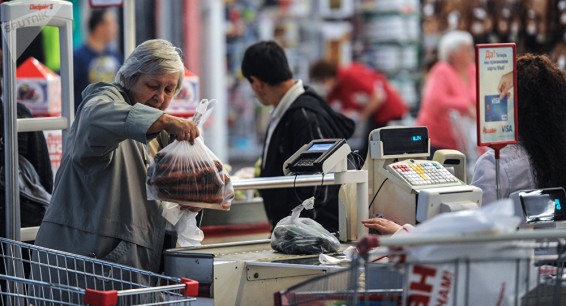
[495,148,501,200]
[2,17,20,240]
[200,0,227,161]
[123,0,136,57]
[495,157,501,200]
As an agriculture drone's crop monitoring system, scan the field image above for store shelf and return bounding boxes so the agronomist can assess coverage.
[357,0,423,112]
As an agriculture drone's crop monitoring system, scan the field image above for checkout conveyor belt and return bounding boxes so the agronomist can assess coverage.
[165,239,354,264]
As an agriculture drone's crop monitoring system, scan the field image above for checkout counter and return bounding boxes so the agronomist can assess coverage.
[164,127,483,306]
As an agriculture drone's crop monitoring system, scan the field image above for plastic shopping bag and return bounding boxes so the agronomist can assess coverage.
[271,198,340,255]
[147,99,234,210]
[403,199,537,306]
[161,202,204,246]
[175,210,204,246]
[147,139,233,210]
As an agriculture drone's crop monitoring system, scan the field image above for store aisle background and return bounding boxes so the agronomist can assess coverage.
[14,0,566,183]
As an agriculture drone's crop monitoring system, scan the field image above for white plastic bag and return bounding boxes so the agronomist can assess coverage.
[160,201,204,246]
[271,197,341,255]
[175,210,204,246]
[403,199,537,306]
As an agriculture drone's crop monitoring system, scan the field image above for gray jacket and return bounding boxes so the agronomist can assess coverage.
[36,82,167,273]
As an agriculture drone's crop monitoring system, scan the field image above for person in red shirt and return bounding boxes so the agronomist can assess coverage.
[309,61,408,160]
[416,31,476,155]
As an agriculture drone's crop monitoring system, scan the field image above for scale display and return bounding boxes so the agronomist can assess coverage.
[476,43,518,146]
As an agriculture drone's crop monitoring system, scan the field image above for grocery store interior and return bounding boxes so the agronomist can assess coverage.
[2,0,566,305]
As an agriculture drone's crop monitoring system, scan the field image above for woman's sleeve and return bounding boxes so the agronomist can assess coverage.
[78,92,164,148]
[471,151,507,205]
[422,66,472,113]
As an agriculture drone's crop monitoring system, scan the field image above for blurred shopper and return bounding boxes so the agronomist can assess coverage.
[472,54,566,205]
[73,8,123,112]
[309,60,408,160]
[0,45,53,238]
[241,41,355,233]
[35,39,199,274]
[416,31,476,156]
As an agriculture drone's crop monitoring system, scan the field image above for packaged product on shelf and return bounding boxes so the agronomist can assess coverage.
[167,68,199,117]
[16,57,61,117]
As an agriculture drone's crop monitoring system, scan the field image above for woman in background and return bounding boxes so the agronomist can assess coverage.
[416,31,476,155]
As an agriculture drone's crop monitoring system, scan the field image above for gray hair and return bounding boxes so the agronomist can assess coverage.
[115,39,185,94]
[438,31,473,62]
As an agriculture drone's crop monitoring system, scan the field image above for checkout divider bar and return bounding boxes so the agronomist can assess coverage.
[231,173,338,190]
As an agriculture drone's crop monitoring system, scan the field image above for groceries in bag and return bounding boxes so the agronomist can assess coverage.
[147,139,234,210]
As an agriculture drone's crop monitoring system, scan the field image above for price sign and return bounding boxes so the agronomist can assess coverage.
[475,43,518,147]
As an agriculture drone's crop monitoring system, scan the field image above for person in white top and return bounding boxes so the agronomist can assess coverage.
[472,54,566,205]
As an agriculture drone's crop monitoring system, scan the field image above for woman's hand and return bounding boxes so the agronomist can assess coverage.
[498,71,514,100]
[149,114,200,144]
[361,217,401,235]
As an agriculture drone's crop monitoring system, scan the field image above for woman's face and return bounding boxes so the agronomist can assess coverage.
[128,72,180,110]
[451,42,475,67]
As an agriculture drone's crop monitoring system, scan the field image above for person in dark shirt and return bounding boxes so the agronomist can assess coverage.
[241,41,354,233]
[73,8,122,112]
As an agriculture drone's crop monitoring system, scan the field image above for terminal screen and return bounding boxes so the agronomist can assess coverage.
[308,143,334,151]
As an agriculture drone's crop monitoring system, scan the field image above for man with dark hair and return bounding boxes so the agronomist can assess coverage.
[73,8,122,112]
[241,41,355,233]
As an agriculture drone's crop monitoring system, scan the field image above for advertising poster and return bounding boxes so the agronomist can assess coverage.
[475,43,518,146]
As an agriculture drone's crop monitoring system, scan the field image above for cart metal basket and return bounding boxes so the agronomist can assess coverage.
[0,237,198,305]
[275,230,566,306]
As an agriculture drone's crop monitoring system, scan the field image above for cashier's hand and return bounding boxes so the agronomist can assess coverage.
[361,217,401,235]
[498,71,514,100]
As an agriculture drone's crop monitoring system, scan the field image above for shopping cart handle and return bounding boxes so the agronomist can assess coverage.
[356,235,380,256]
[84,289,118,306]
[181,277,199,297]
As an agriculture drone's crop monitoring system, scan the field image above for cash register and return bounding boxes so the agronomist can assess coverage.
[361,126,482,225]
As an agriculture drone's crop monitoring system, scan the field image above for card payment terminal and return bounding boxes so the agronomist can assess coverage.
[284,139,351,175]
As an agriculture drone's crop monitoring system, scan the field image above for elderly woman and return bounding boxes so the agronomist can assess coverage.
[416,31,476,154]
[35,39,199,273]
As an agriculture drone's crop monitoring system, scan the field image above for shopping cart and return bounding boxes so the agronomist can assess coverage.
[0,237,198,305]
[274,229,566,306]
